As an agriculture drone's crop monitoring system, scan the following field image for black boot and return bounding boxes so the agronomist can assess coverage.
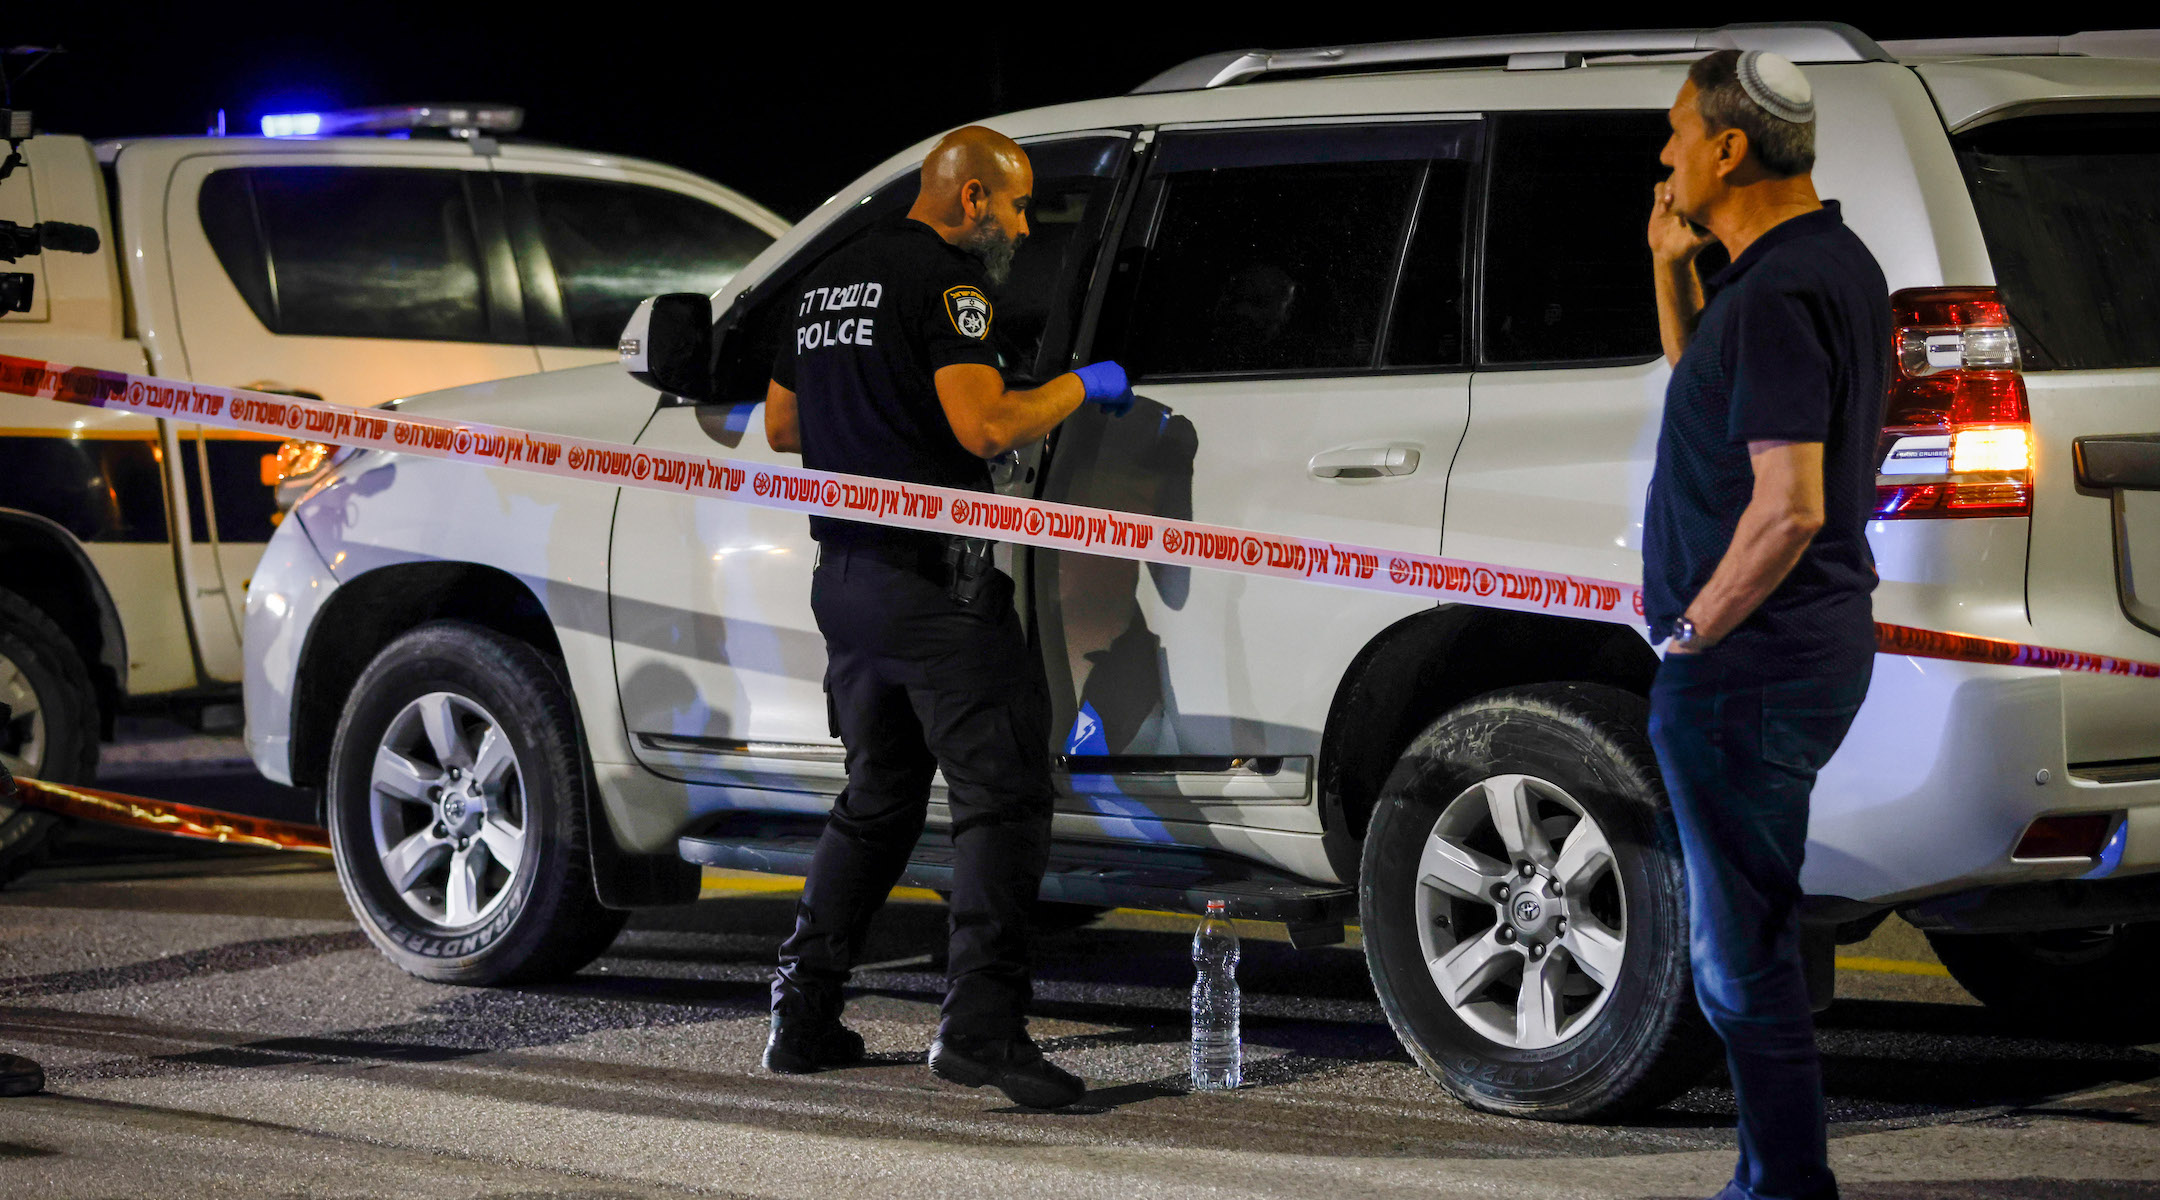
[0,1053,43,1097]
[762,1012,866,1074]
[929,1031,1084,1110]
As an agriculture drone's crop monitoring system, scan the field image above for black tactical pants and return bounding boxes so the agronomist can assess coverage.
[772,542,1054,1040]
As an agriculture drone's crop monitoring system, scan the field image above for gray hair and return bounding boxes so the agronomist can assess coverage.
[1687,49,1815,178]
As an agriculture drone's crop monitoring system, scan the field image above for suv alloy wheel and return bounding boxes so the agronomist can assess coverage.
[327,621,625,984]
[1361,683,1716,1120]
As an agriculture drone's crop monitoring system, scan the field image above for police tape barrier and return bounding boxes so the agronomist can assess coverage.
[4,352,2156,679]
[9,775,331,853]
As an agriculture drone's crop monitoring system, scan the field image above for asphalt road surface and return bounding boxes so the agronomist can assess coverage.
[2,740,2157,1198]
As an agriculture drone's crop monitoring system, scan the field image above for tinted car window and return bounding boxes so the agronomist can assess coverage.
[242,167,492,342]
[527,177,775,349]
[1107,124,1477,379]
[1956,112,2160,371]
[711,136,1128,404]
[1481,112,1670,365]
[0,434,167,542]
[198,170,277,331]
[1383,161,1476,369]
[176,435,281,544]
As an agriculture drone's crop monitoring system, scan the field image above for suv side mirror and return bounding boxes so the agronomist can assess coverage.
[620,293,714,402]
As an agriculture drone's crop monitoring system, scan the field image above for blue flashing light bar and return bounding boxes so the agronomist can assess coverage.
[260,112,321,137]
[258,103,522,139]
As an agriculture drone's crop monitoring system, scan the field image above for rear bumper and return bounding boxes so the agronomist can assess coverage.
[1804,653,2160,909]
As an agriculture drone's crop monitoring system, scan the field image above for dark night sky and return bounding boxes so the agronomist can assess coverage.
[7,5,2129,219]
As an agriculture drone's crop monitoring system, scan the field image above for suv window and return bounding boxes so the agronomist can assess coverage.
[1104,124,1478,379]
[710,135,1129,404]
[1955,112,2160,371]
[200,167,493,342]
[1480,112,1671,365]
[524,176,774,349]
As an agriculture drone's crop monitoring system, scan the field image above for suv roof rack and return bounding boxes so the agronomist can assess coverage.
[1131,22,1891,94]
[1878,30,2160,61]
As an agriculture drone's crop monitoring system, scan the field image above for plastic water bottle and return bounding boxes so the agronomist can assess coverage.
[1190,899,1242,1091]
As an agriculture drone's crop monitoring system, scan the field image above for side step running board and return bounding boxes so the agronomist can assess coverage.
[678,816,1354,947]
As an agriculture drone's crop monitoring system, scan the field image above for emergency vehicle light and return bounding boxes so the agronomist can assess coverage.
[260,104,523,139]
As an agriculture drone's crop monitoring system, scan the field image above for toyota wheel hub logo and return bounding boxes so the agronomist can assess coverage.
[1513,896,1543,925]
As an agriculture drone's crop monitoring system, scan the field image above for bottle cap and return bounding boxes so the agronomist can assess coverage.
[1206,899,1227,912]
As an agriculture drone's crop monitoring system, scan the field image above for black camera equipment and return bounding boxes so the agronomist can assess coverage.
[0,218,100,314]
[0,101,102,314]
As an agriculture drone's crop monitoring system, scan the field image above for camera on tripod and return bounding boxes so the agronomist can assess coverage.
[0,218,100,312]
[0,106,101,312]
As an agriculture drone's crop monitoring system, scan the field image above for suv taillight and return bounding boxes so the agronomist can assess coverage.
[1874,287,2033,519]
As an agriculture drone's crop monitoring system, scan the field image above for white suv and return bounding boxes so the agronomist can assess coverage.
[245,25,2160,1119]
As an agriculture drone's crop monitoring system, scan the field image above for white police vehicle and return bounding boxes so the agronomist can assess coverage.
[0,104,785,875]
[247,27,2160,1118]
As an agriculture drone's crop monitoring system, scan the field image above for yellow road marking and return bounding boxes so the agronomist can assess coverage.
[1835,955,1952,978]
[697,871,1952,974]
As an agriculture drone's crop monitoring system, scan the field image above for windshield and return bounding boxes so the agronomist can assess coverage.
[1955,111,2160,371]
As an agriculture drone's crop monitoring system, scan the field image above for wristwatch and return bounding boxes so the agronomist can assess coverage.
[1670,615,1707,651]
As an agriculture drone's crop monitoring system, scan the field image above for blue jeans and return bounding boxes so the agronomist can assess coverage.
[1648,653,1871,1200]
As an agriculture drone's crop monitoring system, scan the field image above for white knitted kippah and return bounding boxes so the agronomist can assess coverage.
[1737,51,1815,124]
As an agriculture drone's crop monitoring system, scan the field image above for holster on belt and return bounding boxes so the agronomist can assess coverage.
[942,535,997,607]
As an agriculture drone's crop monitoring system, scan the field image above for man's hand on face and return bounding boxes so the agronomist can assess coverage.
[1648,182,1717,266]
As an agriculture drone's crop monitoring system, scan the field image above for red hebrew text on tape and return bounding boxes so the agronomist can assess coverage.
[1,352,2151,678]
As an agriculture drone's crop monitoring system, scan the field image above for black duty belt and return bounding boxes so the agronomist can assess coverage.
[820,535,998,607]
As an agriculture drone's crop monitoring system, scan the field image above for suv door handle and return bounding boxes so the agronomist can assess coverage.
[1309,445,1420,479]
[2075,434,2160,490]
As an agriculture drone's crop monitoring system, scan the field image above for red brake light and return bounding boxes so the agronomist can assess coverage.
[1875,287,2033,520]
[2011,812,2115,861]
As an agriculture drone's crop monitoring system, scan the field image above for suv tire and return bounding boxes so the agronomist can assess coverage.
[0,586,100,886]
[1360,682,1715,1121]
[327,621,626,984]
[1926,923,2160,1039]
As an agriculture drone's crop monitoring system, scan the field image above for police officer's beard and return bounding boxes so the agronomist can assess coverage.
[960,218,1020,287]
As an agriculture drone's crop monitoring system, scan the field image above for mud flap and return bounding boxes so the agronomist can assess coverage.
[1803,920,1838,1013]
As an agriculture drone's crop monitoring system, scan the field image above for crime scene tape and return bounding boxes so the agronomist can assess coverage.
[7,774,330,852]
[3,352,2156,679]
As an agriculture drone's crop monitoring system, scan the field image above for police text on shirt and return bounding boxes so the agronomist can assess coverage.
[796,281,883,351]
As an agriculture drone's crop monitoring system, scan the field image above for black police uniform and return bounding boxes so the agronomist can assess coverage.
[769,216,1054,1042]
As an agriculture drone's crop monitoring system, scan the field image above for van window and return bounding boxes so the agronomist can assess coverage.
[525,177,774,349]
[1956,112,2160,371]
[0,434,166,542]
[1480,112,1669,365]
[200,167,492,342]
[1109,124,1478,378]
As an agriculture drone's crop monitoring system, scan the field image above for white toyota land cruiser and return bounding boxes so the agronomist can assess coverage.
[245,25,2160,1119]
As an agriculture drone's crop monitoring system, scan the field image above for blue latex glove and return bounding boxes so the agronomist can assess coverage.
[1072,360,1134,417]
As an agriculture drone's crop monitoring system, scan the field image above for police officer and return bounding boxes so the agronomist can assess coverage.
[760,126,1133,1110]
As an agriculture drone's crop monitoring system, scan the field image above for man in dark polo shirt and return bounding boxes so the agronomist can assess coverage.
[1643,50,1890,1200]
[760,126,1133,1110]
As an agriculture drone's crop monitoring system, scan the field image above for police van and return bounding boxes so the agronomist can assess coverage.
[0,104,785,871]
[245,27,2160,1119]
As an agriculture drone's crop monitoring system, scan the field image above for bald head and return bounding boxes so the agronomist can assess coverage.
[908,126,1034,285]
